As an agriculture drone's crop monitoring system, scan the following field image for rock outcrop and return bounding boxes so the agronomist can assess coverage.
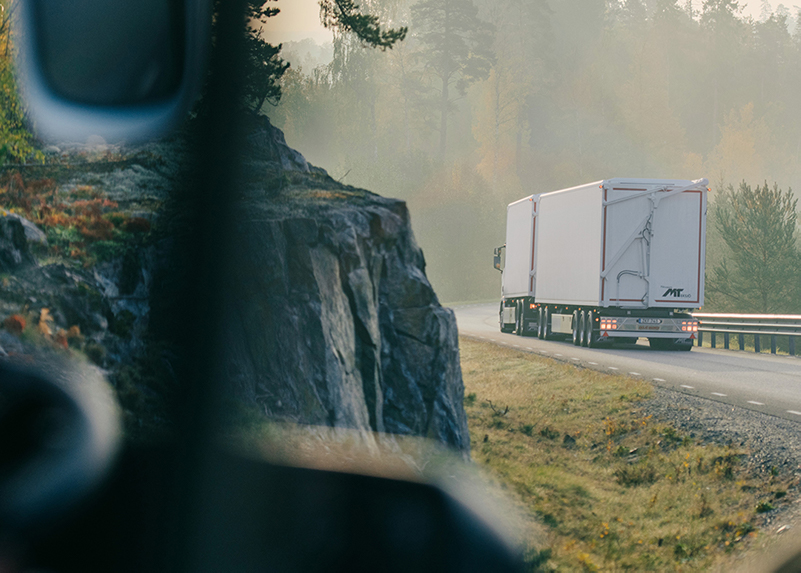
[224,186,469,453]
[0,117,470,453]
[221,115,470,453]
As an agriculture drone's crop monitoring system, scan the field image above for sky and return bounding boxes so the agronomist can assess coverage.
[261,0,770,47]
[262,0,333,44]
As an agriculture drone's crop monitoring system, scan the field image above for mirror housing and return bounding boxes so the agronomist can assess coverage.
[493,246,504,272]
[0,357,121,536]
[14,0,211,143]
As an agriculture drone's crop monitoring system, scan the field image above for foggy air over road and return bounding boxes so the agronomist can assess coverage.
[266,0,801,310]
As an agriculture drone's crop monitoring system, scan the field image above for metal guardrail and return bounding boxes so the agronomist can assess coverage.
[691,313,801,355]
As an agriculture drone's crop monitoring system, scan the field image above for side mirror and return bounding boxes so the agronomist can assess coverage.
[493,246,504,272]
[0,357,121,536]
[14,0,211,142]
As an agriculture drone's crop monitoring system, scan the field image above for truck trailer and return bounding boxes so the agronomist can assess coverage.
[495,178,708,350]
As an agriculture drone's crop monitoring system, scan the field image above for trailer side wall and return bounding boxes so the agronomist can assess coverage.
[502,195,536,298]
[535,182,603,305]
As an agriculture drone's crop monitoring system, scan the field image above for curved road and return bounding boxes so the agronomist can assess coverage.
[454,302,801,423]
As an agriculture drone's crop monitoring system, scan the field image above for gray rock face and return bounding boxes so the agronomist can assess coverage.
[223,187,470,454]
[0,212,37,271]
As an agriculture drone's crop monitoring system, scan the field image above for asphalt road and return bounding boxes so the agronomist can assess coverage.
[453,302,801,423]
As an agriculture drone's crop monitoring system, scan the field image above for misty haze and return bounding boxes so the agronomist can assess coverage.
[268,0,801,311]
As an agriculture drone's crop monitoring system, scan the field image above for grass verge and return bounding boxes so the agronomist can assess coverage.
[460,336,797,571]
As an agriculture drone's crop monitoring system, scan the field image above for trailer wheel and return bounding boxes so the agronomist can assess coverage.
[579,311,588,347]
[543,306,553,340]
[585,311,597,348]
[537,307,544,339]
[572,311,581,346]
[515,300,524,336]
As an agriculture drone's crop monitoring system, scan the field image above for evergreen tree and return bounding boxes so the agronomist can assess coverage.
[0,0,43,164]
[246,0,406,112]
[411,0,494,158]
[708,181,801,312]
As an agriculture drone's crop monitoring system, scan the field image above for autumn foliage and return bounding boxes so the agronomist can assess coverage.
[2,314,25,335]
[0,172,152,265]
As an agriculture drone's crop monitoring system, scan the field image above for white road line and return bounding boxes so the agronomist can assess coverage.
[554,353,563,357]
[680,385,694,389]
[747,401,765,406]
[629,372,641,376]
[788,411,801,416]
[653,378,666,382]
[711,392,727,397]
[540,350,548,354]
[571,357,580,361]
[608,367,619,370]
[588,361,598,365]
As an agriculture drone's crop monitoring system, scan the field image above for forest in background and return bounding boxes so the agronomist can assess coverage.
[268,0,801,311]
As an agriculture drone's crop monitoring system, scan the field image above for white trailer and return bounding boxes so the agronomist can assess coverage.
[495,178,708,350]
[494,194,540,334]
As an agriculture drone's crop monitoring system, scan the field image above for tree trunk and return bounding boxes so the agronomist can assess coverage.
[440,74,449,159]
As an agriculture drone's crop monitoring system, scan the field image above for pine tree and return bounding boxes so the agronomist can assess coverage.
[411,0,494,158]
[708,181,801,312]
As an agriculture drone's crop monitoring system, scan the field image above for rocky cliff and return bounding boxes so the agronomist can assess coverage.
[0,118,470,453]
[221,115,469,452]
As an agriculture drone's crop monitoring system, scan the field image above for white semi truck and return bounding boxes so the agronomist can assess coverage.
[493,178,708,350]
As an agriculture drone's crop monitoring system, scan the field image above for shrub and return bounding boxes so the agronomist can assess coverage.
[614,464,658,486]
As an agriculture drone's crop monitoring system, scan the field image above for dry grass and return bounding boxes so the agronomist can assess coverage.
[460,336,797,571]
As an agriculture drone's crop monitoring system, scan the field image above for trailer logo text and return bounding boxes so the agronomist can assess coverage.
[661,287,692,298]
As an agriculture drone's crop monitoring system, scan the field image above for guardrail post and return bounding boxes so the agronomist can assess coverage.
[710,332,716,348]
[791,336,796,356]
[739,333,745,350]
[724,333,729,349]
[771,335,777,354]
[698,331,703,347]
[754,335,761,353]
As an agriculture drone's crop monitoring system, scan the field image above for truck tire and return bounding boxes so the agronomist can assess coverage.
[515,301,524,336]
[537,307,544,339]
[543,306,553,340]
[572,310,581,346]
[579,310,588,347]
[585,311,597,348]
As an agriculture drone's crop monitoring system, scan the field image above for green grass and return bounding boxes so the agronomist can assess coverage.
[460,336,797,571]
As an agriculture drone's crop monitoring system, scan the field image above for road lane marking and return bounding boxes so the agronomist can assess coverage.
[588,361,598,365]
[680,385,694,389]
[788,411,801,416]
[629,372,641,376]
[608,367,619,370]
[571,357,580,361]
[554,353,563,356]
[711,392,727,397]
[653,378,666,382]
[540,350,548,354]
[747,401,765,406]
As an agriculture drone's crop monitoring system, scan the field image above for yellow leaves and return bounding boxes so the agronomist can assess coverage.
[38,308,53,337]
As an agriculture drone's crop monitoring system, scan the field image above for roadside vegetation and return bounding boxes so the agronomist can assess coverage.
[460,337,797,571]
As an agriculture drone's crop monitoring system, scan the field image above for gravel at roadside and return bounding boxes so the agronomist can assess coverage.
[643,387,801,477]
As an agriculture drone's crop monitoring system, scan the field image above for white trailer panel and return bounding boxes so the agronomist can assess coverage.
[601,179,706,308]
[533,178,707,309]
[502,195,538,299]
[534,182,603,306]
